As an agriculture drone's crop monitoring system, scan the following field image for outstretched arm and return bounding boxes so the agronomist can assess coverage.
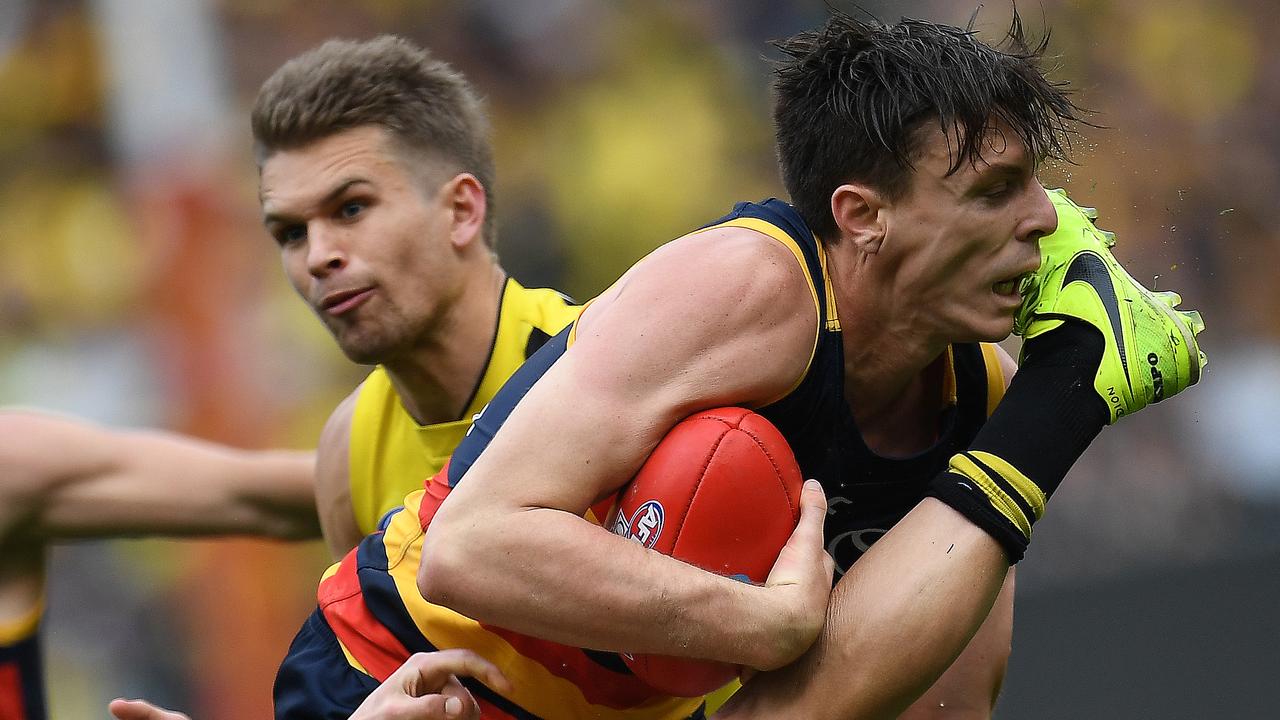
[0,410,318,542]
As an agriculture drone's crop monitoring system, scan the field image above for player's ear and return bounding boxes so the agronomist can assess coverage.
[831,183,885,255]
[443,172,487,250]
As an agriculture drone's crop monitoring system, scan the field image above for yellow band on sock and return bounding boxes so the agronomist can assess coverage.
[969,451,1047,522]
[949,455,1032,540]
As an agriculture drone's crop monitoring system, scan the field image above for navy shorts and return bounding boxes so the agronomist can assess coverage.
[0,625,47,720]
[274,610,381,720]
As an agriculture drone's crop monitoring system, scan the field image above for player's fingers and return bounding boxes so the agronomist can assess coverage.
[108,698,191,720]
[401,649,512,695]
[397,693,452,719]
[442,675,481,719]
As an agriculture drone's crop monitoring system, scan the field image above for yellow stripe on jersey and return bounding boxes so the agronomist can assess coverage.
[348,278,579,536]
[703,216,841,329]
[377,494,702,720]
[979,343,1007,417]
[941,346,958,406]
[703,681,741,715]
[0,596,42,645]
[704,217,821,323]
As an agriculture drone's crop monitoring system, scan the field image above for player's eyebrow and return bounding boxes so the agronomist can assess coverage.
[262,178,370,226]
[974,160,1030,181]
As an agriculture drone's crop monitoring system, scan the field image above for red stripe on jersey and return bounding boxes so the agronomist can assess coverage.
[319,551,411,682]
[418,465,453,530]
[476,696,518,720]
[0,662,27,720]
[480,624,661,709]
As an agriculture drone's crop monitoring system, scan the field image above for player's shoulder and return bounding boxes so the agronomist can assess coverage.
[318,385,361,466]
[316,386,363,555]
[653,223,812,304]
[987,342,1018,389]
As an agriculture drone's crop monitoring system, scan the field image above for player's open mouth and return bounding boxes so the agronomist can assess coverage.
[993,272,1035,298]
[993,279,1018,296]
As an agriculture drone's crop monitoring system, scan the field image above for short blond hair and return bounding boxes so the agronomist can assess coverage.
[251,36,496,244]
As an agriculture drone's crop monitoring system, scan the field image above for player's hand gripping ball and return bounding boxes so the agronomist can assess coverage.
[608,407,804,696]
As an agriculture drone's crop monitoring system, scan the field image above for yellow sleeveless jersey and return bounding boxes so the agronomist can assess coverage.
[345,277,580,536]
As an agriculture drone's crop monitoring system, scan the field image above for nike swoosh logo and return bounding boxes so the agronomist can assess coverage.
[1062,251,1129,388]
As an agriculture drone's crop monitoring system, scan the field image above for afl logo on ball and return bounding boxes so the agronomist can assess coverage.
[612,499,664,548]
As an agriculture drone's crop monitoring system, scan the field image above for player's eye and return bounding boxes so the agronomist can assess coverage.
[276,224,307,246]
[982,181,1012,199]
[339,201,366,220]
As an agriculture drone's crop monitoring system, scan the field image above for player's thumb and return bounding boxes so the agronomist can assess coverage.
[790,479,828,554]
[769,480,830,585]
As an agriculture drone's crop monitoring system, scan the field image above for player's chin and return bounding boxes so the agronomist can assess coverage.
[956,313,1016,344]
[335,330,397,365]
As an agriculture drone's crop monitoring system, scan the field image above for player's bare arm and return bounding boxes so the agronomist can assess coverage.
[314,390,364,558]
[421,228,833,671]
[714,499,1009,720]
[0,410,317,541]
[898,345,1019,720]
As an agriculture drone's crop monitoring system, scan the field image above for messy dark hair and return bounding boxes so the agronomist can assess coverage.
[772,7,1084,241]
[252,36,497,245]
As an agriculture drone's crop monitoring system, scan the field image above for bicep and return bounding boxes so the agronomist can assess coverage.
[443,231,816,518]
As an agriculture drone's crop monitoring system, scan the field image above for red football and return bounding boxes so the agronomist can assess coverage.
[608,407,804,697]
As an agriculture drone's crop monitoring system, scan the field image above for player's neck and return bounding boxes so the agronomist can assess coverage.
[384,263,507,426]
[835,268,950,434]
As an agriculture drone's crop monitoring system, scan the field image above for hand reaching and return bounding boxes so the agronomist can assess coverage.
[350,649,510,720]
[108,648,511,720]
[108,698,190,720]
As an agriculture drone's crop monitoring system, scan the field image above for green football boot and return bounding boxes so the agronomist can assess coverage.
[1013,187,1207,423]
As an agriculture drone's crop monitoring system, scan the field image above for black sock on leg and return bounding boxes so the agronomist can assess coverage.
[929,320,1109,562]
[971,320,1108,498]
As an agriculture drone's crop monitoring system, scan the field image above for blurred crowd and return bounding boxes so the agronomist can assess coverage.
[1,0,1276,717]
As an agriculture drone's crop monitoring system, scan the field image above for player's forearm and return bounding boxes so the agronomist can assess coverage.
[221,449,320,540]
[420,506,794,669]
[41,442,319,541]
[720,499,1006,719]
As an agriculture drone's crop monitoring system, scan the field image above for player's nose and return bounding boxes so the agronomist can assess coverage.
[1019,185,1058,246]
[306,224,348,277]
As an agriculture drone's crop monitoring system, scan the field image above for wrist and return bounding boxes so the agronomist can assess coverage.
[927,451,1046,563]
[737,583,816,670]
